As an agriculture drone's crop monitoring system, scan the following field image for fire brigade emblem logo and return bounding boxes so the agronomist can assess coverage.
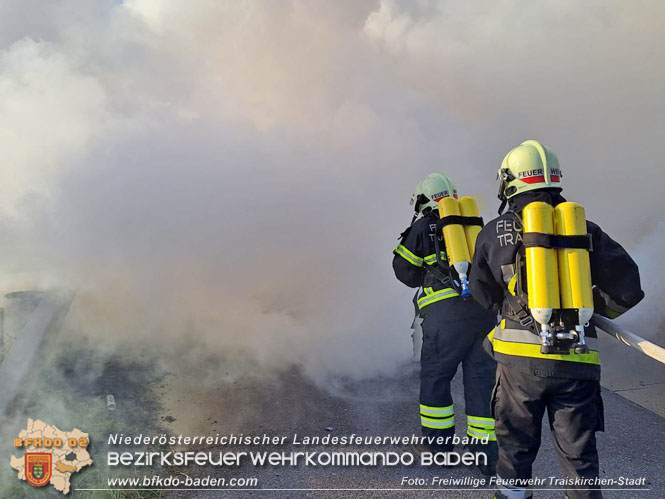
[11,419,93,494]
[25,452,52,487]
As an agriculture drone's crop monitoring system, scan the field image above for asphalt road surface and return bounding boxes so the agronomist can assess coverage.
[167,365,665,499]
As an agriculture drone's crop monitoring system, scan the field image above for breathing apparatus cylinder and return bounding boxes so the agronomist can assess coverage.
[523,202,560,343]
[459,196,481,259]
[438,197,471,296]
[555,202,593,351]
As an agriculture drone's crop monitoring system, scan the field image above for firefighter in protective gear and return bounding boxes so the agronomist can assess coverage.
[393,173,498,473]
[469,141,644,499]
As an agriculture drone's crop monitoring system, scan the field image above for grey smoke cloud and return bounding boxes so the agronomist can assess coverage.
[0,0,663,381]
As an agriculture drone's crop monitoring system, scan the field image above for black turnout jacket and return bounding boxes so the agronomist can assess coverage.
[469,189,644,379]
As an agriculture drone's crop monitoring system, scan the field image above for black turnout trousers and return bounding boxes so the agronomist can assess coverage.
[420,296,497,446]
[493,363,604,499]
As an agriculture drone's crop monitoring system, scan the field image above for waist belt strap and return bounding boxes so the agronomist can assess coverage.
[424,263,452,287]
[503,291,537,332]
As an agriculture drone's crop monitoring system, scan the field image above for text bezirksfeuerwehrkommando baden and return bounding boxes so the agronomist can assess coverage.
[106,433,489,468]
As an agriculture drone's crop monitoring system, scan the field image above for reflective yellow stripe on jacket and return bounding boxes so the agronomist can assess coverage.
[417,287,459,309]
[395,246,457,309]
[488,320,600,365]
[394,244,423,267]
[423,252,447,265]
[394,245,448,268]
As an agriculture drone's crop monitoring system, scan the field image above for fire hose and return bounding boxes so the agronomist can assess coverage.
[593,313,665,365]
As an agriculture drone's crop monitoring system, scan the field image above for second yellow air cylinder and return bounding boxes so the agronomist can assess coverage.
[555,202,593,324]
[459,196,481,259]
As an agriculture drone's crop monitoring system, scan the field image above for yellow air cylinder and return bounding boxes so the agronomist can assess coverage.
[555,202,593,325]
[438,197,471,265]
[459,196,481,259]
[438,197,471,295]
[523,202,560,326]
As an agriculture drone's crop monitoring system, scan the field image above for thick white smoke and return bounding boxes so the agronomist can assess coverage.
[0,0,663,382]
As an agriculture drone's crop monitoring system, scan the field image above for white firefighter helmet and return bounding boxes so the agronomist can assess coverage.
[411,173,458,215]
[498,140,562,201]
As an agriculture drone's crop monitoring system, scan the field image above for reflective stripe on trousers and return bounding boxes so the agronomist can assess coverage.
[420,404,454,429]
[467,415,496,441]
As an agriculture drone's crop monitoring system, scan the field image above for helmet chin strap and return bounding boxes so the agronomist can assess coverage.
[413,193,430,215]
[497,176,507,214]
[498,197,508,215]
[497,169,514,214]
[409,193,429,226]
